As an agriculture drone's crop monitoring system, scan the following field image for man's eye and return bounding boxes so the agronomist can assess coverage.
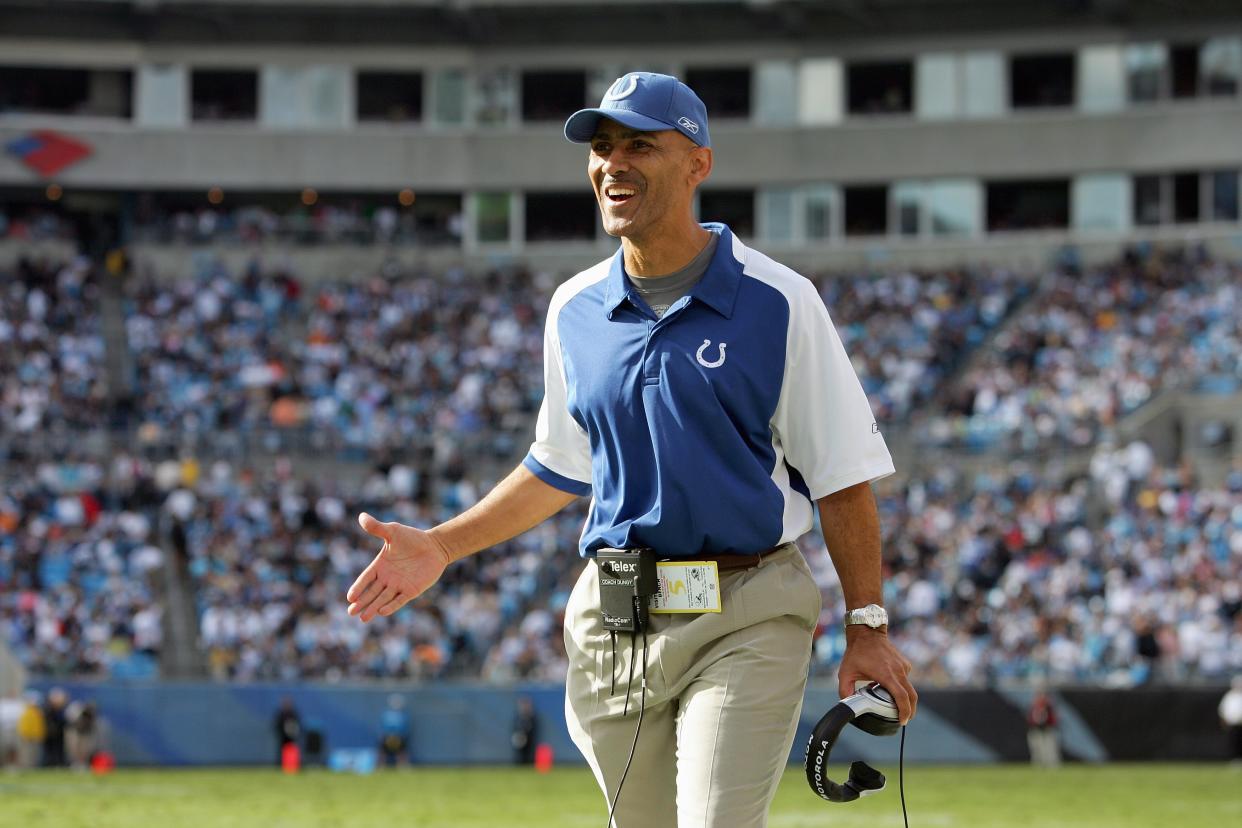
[632,141,650,149]
[592,144,610,154]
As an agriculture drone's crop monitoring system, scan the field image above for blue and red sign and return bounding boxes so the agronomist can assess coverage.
[5,130,93,177]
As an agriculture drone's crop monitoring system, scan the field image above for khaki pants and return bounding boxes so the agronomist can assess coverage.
[564,543,821,828]
[1027,728,1060,768]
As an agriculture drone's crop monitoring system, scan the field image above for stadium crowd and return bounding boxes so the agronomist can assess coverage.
[2,245,1240,688]
[117,256,1026,462]
[929,247,1242,452]
[129,201,464,247]
[0,454,165,678]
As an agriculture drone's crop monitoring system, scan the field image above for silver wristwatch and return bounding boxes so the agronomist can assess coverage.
[844,604,888,629]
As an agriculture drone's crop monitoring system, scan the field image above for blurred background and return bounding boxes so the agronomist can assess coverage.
[1,0,1240,776]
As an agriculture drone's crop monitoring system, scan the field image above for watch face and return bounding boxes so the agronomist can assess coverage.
[864,605,885,627]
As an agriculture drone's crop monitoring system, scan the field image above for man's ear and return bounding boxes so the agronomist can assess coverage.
[688,147,713,187]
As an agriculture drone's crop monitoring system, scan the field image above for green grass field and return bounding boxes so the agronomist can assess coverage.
[1,764,1239,828]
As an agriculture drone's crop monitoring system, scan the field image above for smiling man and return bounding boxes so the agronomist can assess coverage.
[346,72,916,828]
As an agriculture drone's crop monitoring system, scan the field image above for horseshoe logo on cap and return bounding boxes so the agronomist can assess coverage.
[605,75,639,101]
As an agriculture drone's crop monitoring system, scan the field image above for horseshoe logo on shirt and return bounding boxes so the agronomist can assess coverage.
[696,339,727,368]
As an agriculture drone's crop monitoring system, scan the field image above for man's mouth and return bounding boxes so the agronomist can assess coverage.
[603,183,639,205]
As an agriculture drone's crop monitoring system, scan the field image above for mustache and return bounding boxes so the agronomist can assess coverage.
[599,176,643,187]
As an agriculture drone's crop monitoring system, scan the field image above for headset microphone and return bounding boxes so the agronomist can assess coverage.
[803,682,902,804]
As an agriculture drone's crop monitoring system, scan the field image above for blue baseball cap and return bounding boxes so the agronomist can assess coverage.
[564,72,711,148]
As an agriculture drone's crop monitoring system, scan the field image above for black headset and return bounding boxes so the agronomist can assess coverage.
[804,682,901,803]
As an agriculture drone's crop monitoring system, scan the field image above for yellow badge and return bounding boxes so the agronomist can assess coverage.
[650,562,722,613]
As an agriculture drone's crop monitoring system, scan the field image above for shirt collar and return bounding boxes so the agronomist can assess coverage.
[603,222,743,320]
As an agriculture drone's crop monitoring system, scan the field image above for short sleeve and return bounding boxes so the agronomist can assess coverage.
[772,279,895,499]
[523,299,592,496]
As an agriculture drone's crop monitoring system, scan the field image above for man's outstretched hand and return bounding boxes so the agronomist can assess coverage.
[347,512,452,622]
[838,627,917,725]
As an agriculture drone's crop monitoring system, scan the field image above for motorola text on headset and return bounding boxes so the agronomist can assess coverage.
[804,681,910,827]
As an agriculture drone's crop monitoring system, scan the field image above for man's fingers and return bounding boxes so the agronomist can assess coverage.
[347,559,378,604]
[837,668,860,701]
[889,672,918,725]
[376,591,408,617]
[348,573,386,616]
[358,512,392,541]
[361,584,402,622]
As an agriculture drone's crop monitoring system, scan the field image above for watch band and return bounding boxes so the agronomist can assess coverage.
[844,604,889,629]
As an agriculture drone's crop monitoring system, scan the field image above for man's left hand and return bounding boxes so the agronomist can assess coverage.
[838,627,917,725]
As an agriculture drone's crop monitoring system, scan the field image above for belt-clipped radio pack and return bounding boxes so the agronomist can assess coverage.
[596,548,658,632]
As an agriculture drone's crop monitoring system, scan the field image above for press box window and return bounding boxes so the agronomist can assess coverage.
[1172,173,1201,223]
[1133,175,1166,226]
[684,68,752,119]
[1210,170,1239,221]
[525,193,596,242]
[986,180,1069,231]
[409,193,464,244]
[1170,44,1202,98]
[0,66,132,117]
[844,185,889,236]
[475,193,511,244]
[356,72,423,122]
[191,70,258,121]
[1010,54,1075,108]
[1126,44,1168,103]
[1201,38,1242,97]
[698,190,755,238]
[521,70,587,122]
[847,61,913,115]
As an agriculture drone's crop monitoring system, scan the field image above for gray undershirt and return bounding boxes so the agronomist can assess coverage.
[627,233,719,319]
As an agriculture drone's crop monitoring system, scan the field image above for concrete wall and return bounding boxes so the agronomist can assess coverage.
[3,105,1241,191]
[27,679,1236,767]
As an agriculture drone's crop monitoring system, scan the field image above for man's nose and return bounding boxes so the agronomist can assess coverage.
[599,151,630,176]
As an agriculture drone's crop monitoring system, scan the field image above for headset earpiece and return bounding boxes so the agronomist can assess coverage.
[803,682,900,804]
[846,760,886,795]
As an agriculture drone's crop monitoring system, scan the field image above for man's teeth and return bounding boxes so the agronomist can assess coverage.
[607,187,638,197]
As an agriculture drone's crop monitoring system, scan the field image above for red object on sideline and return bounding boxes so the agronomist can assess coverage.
[90,751,116,774]
[281,742,301,774]
[534,743,553,773]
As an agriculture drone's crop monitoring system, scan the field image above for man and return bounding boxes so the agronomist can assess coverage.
[347,72,916,827]
[1220,675,1242,764]
[273,696,301,767]
[512,696,539,765]
[378,693,411,767]
[1026,690,1060,768]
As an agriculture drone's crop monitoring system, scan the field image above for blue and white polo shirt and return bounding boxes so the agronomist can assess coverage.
[523,223,894,558]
